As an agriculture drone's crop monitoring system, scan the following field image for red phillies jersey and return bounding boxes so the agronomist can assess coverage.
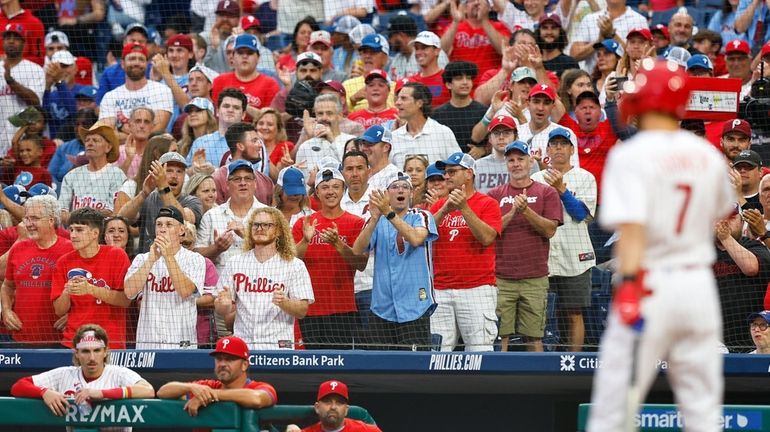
[0,9,45,65]
[292,211,364,316]
[558,115,617,201]
[212,73,279,112]
[193,379,278,403]
[443,20,511,77]
[303,418,383,432]
[269,140,295,166]
[430,192,502,288]
[347,107,399,128]
[51,245,130,349]
[3,237,74,344]
[408,70,450,107]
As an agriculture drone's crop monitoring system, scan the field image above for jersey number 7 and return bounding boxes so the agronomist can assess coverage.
[675,183,692,235]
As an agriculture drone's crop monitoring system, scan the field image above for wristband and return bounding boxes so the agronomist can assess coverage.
[102,387,129,399]
[386,211,397,220]
[622,274,638,283]
[159,186,172,195]
[760,232,770,241]
[481,115,491,126]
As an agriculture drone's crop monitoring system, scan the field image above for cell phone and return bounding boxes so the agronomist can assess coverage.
[614,76,629,88]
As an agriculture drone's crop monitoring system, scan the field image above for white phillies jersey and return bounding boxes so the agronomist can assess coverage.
[600,130,735,270]
[126,248,205,349]
[218,251,314,350]
[32,365,144,432]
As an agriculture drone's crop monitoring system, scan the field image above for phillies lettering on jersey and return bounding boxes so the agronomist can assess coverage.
[455,32,492,49]
[147,273,174,293]
[307,232,349,246]
[439,214,467,228]
[72,195,110,210]
[232,274,286,293]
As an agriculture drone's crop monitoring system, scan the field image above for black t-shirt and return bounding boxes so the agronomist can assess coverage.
[715,237,770,351]
[742,193,763,213]
[543,53,580,78]
[432,101,489,152]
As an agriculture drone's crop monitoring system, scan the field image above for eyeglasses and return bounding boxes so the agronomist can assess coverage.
[228,175,256,183]
[751,322,769,331]
[251,222,275,231]
[490,129,515,138]
[23,215,50,223]
[443,167,467,176]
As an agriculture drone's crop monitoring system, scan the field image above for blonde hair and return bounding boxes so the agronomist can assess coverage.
[254,108,288,143]
[243,207,296,261]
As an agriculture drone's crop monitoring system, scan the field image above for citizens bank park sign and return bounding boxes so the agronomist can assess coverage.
[2,351,770,376]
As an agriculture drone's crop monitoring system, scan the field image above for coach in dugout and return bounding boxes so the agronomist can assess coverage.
[10,324,155,419]
[157,335,277,416]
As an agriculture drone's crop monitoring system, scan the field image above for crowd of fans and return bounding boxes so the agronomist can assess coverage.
[1,0,770,352]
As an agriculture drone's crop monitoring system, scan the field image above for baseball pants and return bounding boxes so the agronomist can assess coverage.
[587,267,723,432]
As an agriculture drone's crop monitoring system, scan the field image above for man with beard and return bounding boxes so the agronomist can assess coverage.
[211,34,279,115]
[407,31,450,107]
[157,335,277,415]
[210,124,274,206]
[119,152,203,253]
[720,119,752,162]
[271,52,323,113]
[96,24,151,104]
[99,43,174,136]
[347,69,399,128]
[668,12,698,54]
[517,84,578,170]
[0,23,44,157]
[536,13,578,77]
[195,159,267,275]
[214,208,314,350]
[296,94,356,179]
[432,61,487,153]
[0,0,44,66]
[557,91,617,198]
[187,88,247,168]
[301,380,381,432]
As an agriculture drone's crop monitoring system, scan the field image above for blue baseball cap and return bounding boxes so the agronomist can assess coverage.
[277,166,306,196]
[592,39,622,57]
[228,159,254,177]
[20,183,56,198]
[358,125,392,144]
[76,86,97,99]
[686,54,713,71]
[426,163,444,180]
[504,140,530,156]
[0,185,25,209]
[360,34,389,55]
[748,311,770,323]
[184,97,215,115]
[547,127,573,143]
[234,34,260,52]
[14,171,33,187]
[436,152,475,170]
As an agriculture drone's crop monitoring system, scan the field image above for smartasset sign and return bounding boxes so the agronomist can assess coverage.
[636,408,763,431]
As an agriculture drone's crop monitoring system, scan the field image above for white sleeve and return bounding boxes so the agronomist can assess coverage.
[124,253,149,300]
[58,173,74,211]
[154,85,174,114]
[288,259,314,304]
[31,367,71,391]
[573,13,597,43]
[194,211,214,249]
[599,148,648,229]
[185,253,206,295]
[99,91,117,119]
[114,366,144,385]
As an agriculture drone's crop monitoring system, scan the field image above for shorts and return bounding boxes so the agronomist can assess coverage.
[549,269,592,309]
[496,276,548,338]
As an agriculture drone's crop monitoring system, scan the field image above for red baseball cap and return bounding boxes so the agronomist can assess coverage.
[627,27,652,42]
[651,24,670,40]
[75,56,93,86]
[487,115,517,132]
[395,77,410,94]
[240,15,261,31]
[216,0,240,16]
[538,12,561,27]
[122,42,148,59]
[210,336,249,360]
[529,83,556,100]
[365,68,389,83]
[725,39,750,56]
[722,118,752,137]
[166,34,193,52]
[317,380,349,402]
[316,80,346,97]
[2,23,25,37]
[761,42,770,59]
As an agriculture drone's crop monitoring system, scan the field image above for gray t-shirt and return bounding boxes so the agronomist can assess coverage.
[474,155,508,194]
[138,191,203,253]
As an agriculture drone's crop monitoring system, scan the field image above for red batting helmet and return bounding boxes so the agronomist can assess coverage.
[619,59,690,123]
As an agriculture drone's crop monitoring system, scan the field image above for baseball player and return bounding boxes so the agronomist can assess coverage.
[587,59,735,431]
[124,206,205,349]
[10,324,155,429]
[301,380,382,432]
[215,207,314,350]
[157,335,277,417]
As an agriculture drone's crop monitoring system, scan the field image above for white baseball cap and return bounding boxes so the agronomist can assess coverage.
[45,30,69,47]
[410,31,441,49]
[315,167,345,189]
[51,50,75,66]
